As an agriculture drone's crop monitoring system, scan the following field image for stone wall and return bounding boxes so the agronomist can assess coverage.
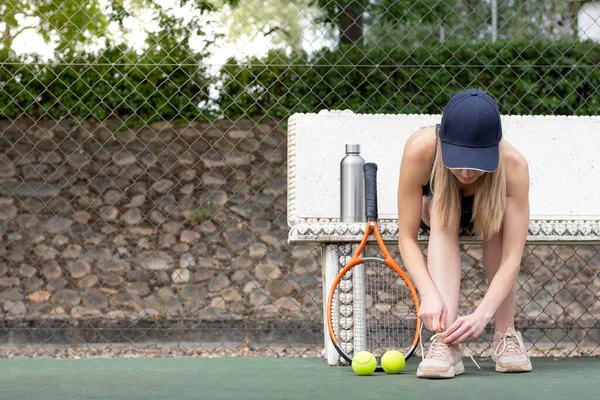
[0,117,598,350]
[0,118,322,345]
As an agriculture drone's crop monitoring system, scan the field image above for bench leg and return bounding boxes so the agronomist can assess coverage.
[323,243,364,366]
[322,244,339,366]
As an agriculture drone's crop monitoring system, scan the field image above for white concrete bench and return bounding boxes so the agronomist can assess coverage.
[287,110,600,365]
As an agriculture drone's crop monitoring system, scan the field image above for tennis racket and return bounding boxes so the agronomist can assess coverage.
[327,162,421,370]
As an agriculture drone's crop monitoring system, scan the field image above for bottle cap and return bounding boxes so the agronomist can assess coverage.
[345,144,360,154]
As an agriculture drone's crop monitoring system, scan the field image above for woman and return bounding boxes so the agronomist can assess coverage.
[397,89,532,379]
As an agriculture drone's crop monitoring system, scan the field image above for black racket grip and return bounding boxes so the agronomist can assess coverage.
[363,163,378,221]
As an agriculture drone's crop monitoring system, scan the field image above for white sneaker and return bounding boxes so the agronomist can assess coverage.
[417,333,464,379]
[491,327,532,373]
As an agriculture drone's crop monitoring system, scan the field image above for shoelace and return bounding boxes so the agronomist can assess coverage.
[418,324,480,369]
[424,333,447,358]
[462,345,481,369]
[494,330,526,358]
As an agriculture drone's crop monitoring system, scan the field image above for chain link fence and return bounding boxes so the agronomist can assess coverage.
[0,0,599,359]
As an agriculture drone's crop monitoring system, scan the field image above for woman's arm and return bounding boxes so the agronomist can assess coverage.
[475,156,530,320]
[397,128,448,331]
[397,129,438,296]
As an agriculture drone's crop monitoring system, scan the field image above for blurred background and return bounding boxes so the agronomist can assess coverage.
[0,0,599,359]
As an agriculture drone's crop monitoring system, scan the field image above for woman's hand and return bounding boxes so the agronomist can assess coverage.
[441,312,492,345]
[418,290,448,332]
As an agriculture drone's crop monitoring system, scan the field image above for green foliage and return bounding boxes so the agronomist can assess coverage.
[190,207,213,224]
[309,0,370,24]
[217,39,600,119]
[366,0,484,46]
[1,0,228,59]
[369,0,457,26]
[2,0,111,56]
[215,0,315,52]
[2,38,599,125]
[0,46,215,125]
[311,1,592,47]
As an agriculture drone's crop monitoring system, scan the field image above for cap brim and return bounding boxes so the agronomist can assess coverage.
[441,141,499,172]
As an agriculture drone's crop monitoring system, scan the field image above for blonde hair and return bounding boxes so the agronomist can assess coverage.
[429,139,506,238]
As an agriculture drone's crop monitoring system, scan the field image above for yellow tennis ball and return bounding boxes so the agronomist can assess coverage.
[351,351,377,376]
[381,350,406,374]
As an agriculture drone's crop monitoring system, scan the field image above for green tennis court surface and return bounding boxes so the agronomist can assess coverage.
[1,357,598,399]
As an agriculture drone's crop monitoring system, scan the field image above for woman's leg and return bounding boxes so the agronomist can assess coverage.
[417,197,465,379]
[482,227,516,333]
[483,227,532,372]
[422,196,462,328]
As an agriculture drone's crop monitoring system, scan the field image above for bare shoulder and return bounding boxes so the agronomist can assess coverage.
[403,125,437,163]
[400,126,437,186]
[501,140,529,196]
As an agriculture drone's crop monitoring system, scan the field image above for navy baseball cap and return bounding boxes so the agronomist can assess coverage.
[439,89,502,172]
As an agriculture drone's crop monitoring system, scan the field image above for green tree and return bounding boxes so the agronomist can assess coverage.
[363,0,595,47]
[310,0,369,46]
[1,0,114,57]
[0,0,239,59]
[501,0,596,41]
[365,0,461,47]
[213,0,319,52]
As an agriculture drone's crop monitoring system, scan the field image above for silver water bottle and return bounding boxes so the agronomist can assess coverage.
[340,144,365,222]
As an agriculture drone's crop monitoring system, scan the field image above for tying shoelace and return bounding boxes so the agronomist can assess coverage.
[494,330,527,358]
[418,323,481,369]
[426,334,449,357]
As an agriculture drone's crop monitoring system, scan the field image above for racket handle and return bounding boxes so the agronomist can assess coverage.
[363,162,378,221]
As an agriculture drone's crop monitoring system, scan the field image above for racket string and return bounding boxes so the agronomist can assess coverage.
[333,258,417,358]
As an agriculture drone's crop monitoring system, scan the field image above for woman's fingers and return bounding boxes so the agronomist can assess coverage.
[430,313,440,332]
[450,329,474,345]
[418,311,441,332]
[420,313,433,332]
[439,306,447,331]
[442,319,470,343]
